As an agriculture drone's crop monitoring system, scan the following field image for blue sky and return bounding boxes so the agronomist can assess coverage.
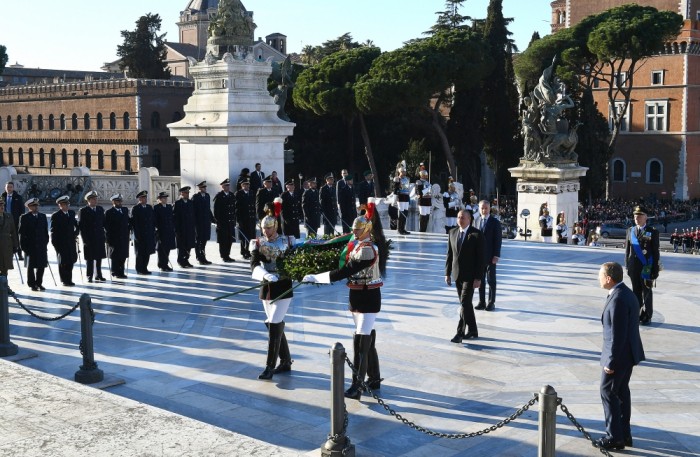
[1,0,553,72]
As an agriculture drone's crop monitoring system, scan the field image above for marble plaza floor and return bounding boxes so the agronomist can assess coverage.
[1,231,699,456]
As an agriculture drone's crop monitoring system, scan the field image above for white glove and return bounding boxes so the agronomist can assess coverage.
[303,272,332,284]
[448,201,457,208]
[303,274,318,283]
[252,265,267,281]
[263,273,279,282]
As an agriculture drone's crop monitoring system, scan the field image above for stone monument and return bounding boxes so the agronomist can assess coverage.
[509,57,587,242]
[168,0,295,189]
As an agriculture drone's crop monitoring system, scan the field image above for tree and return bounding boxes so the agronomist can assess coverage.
[0,45,7,76]
[528,31,541,48]
[293,46,383,195]
[427,0,471,34]
[117,13,170,79]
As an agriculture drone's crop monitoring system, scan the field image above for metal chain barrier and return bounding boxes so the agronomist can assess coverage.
[327,407,349,444]
[558,400,613,457]
[345,355,538,439]
[8,290,82,322]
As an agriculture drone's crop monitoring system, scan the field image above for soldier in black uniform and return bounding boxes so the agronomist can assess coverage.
[235,180,256,259]
[319,173,338,236]
[104,193,130,279]
[50,196,79,286]
[18,198,49,291]
[357,170,375,206]
[130,190,156,275]
[192,181,215,265]
[174,186,196,268]
[213,178,237,262]
[2,181,24,260]
[256,177,278,221]
[338,175,357,233]
[79,191,106,282]
[302,177,321,236]
[625,205,660,325]
[154,192,176,271]
[280,179,302,239]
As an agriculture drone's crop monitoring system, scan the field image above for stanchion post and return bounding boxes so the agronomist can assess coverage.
[538,384,558,457]
[0,276,19,357]
[321,342,355,457]
[74,293,104,384]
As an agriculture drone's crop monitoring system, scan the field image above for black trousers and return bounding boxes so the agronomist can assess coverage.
[478,263,497,305]
[110,255,127,276]
[455,280,477,335]
[86,259,103,279]
[218,225,235,259]
[135,252,151,273]
[27,267,45,287]
[195,239,208,261]
[600,364,634,441]
[628,270,653,319]
[58,263,73,284]
[157,246,171,269]
[177,247,191,265]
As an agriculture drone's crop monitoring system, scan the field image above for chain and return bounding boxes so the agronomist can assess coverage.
[8,290,82,321]
[558,400,613,457]
[345,355,538,439]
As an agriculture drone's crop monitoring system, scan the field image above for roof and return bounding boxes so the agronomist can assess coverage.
[165,42,203,60]
[183,0,218,13]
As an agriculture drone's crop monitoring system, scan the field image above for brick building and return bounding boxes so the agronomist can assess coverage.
[551,0,700,200]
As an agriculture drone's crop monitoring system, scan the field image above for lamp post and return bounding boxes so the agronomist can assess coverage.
[520,208,532,241]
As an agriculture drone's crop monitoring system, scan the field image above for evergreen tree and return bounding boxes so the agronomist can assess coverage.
[528,31,541,48]
[117,13,170,79]
[427,0,471,34]
[0,45,7,76]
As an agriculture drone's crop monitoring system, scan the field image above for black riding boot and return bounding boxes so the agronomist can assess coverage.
[419,214,429,232]
[345,333,372,400]
[259,322,284,380]
[274,322,293,374]
[366,329,383,390]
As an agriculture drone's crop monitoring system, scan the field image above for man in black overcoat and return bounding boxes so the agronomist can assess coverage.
[192,181,215,265]
[356,171,375,206]
[256,177,278,221]
[319,173,338,236]
[79,191,106,282]
[130,190,156,275]
[281,179,301,239]
[3,181,25,260]
[104,193,130,279]
[338,175,357,233]
[18,198,49,291]
[154,192,176,271]
[174,186,196,268]
[213,178,237,262]
[235,180,256,259]
[302,178,321,236]
[50,196,80,286]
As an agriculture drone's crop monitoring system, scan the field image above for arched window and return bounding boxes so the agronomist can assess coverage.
[39,148,45,167]
[61,149,68,168]
[0,116,3,130]
[28,148,34,166]
[18,148,24,165]
[17,115,22,130]
[98,150,104,170]
[96,113,103,130]
[8,148,14,165]
[150,112,161,129]
[48,114,55,130]
[646,159,663,184]
[73,149,80,167]
[612,159,626,182]
[172,111,182,122]
[71,113,78,130]
[60,114,66,130]
[6,115,12,130]
[124,150,132,172]
[83,113,90,130]
[49,148,56,167]
[123,112,130,129]
[85,150,92,168]
[38,115,44,130]
[109,112,116,130]
[110,150,118,171]
[152,149,162,169]
[0,148,3,166]
[27,115,33,130]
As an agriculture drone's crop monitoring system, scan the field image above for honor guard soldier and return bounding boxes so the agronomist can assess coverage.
[174,186,196,268]
[130,190,156,275]
[18,198,49,291]
[625,205,660,325]
[670,228,680,253]
[338,175,357,232]
[192,181,215,265]
[104,193,130,279]
[443,181,462,233]
[302,177,321,236]
[411,169,432,232]
[319,172,338,235]
[154,192,176,271]
[79,191,107,282]
[50,196,79,286]
[235,179,256,259]
[281,179,301,239]
[256,177,278,222]
[393,165,412,234]
[213,178,237,262]
[3,181,24,260]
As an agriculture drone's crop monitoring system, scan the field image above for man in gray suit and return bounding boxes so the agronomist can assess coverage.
[445,209,484,343]
[595,262,645,451]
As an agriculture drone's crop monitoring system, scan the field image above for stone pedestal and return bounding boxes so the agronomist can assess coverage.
[168,54,295,189]
[509,160,588,243]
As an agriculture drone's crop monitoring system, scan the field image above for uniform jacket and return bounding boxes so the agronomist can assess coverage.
[235,189,256,228]
[154,203,176,250]
[625,225,660,280]
[104,206,130,260]
[302,188,321,228]
[214,190,237,241]
[192,192,215,242]
[319,184,337,222]
[601,282,645,370]
[18,212,49,268]
[174,198,196,249]
[131,204,156,255]
[0,213,19,272]
[79,205,106,260]
[474,215,502,263]
[356,180,375,205]
[281,190,301,226]
[50,209,79,265]
[255,188,278,220]
[445,225,485,283]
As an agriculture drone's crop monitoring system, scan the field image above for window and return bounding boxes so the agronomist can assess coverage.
[86,150,92,168]
[27,115,33,130]
[0,116,3,130]
[39,148,45,167]
[109,112,116,130]
[0,148,3,166]
[60,114,66,130]
[73,149,79,167]
[612,159,626,182]
[8,148,14,165]
[651,70,664,86]
[615,72,628,87]
[646,159,663,184]
[610,101,629,132]
[38,115,44,130]
[18,148,24,166]
[6,115,12,130]
[152,149,162,169]
[49,149,56,167]
[123,112,130,129]
[16,115,22,130]
[124,150,132,172]
[84,113,90,130]
[645,101,668,131]
[96,113,103,130]
[592,78,600,89]
[110,150,118,170]
[150,112,161,129]
[98,150,104,170]
[28,148,34,166]
[61,149,68,168]
[71,114,78,130]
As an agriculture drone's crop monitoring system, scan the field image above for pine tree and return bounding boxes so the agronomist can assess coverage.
[427,0,472,34]
[117,13,170,79]
[0,45,7,75]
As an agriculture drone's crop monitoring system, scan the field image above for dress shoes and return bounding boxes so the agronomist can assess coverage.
[474,303,486,310]
[464,331,478,339]
[198,259,213,265]
[95,276,107,282]
[485,303,495,311]
[113,274,128,279]
[31,286,40,292]
[38,285,46,291]
[594,436,625,450]
[450,334,463,343]
[87,277,93,283]
[137,270,152,275]
[184,262,195,268]
[222,257,236,263]
[63,282,75,287]
[624,435,633,447]
[640,317,651,325]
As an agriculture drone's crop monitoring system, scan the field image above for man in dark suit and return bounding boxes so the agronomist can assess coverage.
[130,190,156,274]
[235,180,256,259]
[18,198,49,291]
[249,163,265,195]
[2,181,24,260]
[356,170,375,205]
[192,181,215,265]
[213,179,237,262]
[624,205,660,325]
[50,196,80,286]
[474,200,502,311]
[445,209,484,342]
[337,175,357,232]
[104,193,130,279]
[595,261,645,451]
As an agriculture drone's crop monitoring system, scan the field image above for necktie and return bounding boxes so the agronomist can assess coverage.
[7,196,11,213]
[479,218,484,231]
[457,231,465,250]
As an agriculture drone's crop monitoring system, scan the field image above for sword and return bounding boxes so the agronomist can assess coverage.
[47,260,58,286]
[14,251,24,284]
[321,212,341,236]
[76,239,84,282]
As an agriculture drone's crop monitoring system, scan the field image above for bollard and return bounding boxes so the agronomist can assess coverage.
[321,342,355,457]
[0,276,19,357]
[74,294,104,384]
[538,385,558,457]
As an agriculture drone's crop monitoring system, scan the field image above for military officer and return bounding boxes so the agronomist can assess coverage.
[280,179,301,239]
[174,186,196,268]
[411,169,432,233]
[302,177,321,236]
[154,191,176,271]
[357,170,375,206]
[213,178,237,262]
[50,196,79,286]
[130,190,156,275]
[192,181,215,265]
[235,179,256,259]
[624,205,660,325]
[18,198,49,291]
[79,191,106,282]
[104,193,130,279]
[319,173,338,235]
[338,175,357,233]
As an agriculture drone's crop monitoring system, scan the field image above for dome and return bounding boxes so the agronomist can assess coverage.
[184,0,219,13]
